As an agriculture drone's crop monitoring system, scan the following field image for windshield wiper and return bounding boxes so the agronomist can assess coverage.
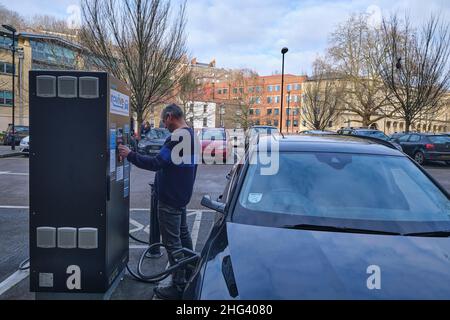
[283,224,401,236]
[403,230,450,238]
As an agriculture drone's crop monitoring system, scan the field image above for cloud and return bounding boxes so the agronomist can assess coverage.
[2,0,449,75]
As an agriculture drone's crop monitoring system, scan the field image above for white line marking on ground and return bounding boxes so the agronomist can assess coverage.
[0,270,29,297]
[0,171,29,176]
[129,219,144,233]
[0,206,29,209]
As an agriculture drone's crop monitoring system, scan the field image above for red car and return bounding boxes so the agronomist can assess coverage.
[200,128,228,163]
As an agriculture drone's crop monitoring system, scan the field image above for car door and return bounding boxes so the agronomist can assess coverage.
[407,134,423,156]
[397,134,412,155]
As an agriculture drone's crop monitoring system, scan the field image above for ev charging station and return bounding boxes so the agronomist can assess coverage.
[29,71,131,299]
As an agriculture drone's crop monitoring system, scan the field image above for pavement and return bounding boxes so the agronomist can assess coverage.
[0,155,449,300]
[0,146,23,158]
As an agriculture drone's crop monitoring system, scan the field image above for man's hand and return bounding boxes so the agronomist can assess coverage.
[118,144,131,159]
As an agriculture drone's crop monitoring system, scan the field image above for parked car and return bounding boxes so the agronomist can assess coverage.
[3,125,29,146]
[245,125,281,147]
[300,130,335,135]
[19,136,30,155]
[200,128,229,163]
[338,128,403,151]
[392,133,450,165]
[136,128,170,156]
[183,135,450,299]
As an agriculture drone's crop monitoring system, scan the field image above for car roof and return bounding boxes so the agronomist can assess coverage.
[256,134,404,156]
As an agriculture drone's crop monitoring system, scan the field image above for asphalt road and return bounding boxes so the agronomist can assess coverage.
[0,156,448,300]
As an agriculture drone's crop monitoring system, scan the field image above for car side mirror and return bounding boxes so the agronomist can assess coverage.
[201,195,225,214]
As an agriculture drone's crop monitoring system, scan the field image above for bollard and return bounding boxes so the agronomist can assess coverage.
[147,182,163,258]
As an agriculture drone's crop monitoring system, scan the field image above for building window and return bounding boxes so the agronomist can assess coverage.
[0,90,12,106]
[255,120,261,125]
[266,120,272,126]
[249,109,254,115]
[204,105,208,113]
[302,120,307,127]
[295,84,302,90]
[267,96,272,104]
[239,87,244,94]
[233,88,238,94]
[256,86,262,93]
[255,97,261,104]
[218,89,222,94]
[248,87,254,93]
[287,84,292,91]
[0,61,14,74]
[293,120,299,127]
[286,108,290,116]
[275,85,280,91]
[255,109,261,116]
[294,108,300,116]
[274,120,279,127]
[274,108,280,115]
[267,109,272,115]
[0,35,13,48]
[223,88,228,94]
[267,85,273,92]
[30,40,77,68]
[203,118,208,127]
[274,96,280,103]
[328,121,333,128]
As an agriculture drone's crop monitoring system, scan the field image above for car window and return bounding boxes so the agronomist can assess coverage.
[202,129,225,140]
[398,135,411,142]
[146,129,170,140]
[237,152,450,224]
[428,136,450,144]
[409,135,421,142]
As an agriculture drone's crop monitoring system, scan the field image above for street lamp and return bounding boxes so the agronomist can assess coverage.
[280,47,288,134]
[287,90,291,133]
[2,24,17,150]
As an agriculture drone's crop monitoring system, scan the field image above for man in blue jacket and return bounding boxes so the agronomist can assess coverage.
[119,104,198,300]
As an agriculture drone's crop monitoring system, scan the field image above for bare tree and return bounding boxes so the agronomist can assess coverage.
[303,60,344,130]
[0,5,26,29]
[222,69,261,130]
[80,0,188,127]
[176,67,213,126]
[328,14,395,127]
[376,14,450,132]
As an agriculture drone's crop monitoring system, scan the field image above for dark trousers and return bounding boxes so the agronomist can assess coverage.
[158,201,193,286]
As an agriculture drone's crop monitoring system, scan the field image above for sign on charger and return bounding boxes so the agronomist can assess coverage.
[110,89,130,116]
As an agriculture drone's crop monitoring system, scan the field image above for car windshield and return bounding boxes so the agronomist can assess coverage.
[428,136,450,143]
[236,152,450,230]
[12,126,28,133]
[202,129,225,140]
[356,131,389,141]
[146,129,170,140]
[253,127,278,135]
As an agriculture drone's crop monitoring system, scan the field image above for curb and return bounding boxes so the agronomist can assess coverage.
[0,152,23,159]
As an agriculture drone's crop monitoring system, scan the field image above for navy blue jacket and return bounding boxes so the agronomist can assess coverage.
[127,127,197,209]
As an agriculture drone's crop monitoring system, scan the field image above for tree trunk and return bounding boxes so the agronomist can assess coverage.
[405,119,411,133]
[362,115,371,128]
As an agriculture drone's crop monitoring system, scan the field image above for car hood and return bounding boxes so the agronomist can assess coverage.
[223,223,450,300]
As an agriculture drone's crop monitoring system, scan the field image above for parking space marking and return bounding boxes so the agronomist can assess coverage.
[0,171,29,176]
[0,269,29,297]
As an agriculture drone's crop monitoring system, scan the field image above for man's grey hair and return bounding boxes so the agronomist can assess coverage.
[162,104,184,120]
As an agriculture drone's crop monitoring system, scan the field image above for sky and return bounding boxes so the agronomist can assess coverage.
[1,0,449,75]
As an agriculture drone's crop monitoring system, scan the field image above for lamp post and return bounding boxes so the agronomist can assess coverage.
[2,24,17,150]
[280,47,288,134]
[287,90,291,133]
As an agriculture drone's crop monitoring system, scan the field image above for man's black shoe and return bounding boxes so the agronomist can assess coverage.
[154,285,183,300]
